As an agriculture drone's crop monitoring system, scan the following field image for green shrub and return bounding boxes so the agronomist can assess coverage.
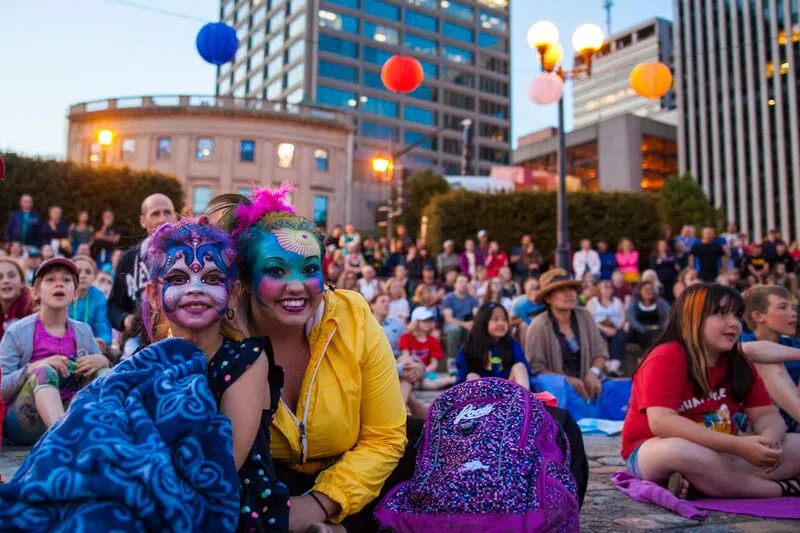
[424,189,665,268]
[0,153,184,248]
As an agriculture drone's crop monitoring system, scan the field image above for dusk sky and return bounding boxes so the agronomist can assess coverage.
[1,0,672,157]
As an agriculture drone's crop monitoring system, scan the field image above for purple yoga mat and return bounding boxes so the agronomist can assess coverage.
[612,471,800,521]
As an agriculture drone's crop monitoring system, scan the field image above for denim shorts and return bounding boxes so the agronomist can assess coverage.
[626,443,644,479]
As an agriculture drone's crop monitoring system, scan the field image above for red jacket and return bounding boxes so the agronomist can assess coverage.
[485,251,508,278]
[0,289,34,339]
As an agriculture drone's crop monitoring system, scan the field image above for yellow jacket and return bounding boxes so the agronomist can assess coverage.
[270,289,407,522]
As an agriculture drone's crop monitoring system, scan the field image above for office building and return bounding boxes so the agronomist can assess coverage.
[65,94,390,231]
[572,17,675,129]
[216,0,511,176]
[674,0,799,240]
[512,113,677,192]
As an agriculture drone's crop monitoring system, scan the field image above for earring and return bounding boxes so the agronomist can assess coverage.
[226,308,235,320]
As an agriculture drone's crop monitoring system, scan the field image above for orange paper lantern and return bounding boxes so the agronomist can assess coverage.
[381,55,424,94]
[630,61,673,99]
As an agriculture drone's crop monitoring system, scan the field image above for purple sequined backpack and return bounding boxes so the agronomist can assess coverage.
[376,378,579,532]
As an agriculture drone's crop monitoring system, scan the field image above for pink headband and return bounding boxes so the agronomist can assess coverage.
[232,181,297,237]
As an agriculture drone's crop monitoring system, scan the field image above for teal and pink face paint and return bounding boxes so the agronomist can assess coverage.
[245,227,324,317]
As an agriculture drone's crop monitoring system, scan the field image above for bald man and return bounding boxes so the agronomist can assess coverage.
[107,193,176,332]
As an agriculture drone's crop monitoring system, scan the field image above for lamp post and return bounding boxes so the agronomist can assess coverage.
[97,129,114,164]
[527,21,604,270]
[371,155,394,240]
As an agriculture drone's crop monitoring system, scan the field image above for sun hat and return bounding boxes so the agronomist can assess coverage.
[410,306,436,322]
[535,268,582,304]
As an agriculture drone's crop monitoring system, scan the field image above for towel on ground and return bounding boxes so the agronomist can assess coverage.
[0,337,239,532]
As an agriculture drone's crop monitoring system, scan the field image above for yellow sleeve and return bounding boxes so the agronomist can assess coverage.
[312,308,407,522]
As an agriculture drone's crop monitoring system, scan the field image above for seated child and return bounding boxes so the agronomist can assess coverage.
[622,283,800,499]
[69,255,113,349]
[0,258,108,445]
[456,302,531,389]
[741,285,800,432]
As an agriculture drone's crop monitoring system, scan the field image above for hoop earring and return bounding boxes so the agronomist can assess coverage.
[226,308,235,320]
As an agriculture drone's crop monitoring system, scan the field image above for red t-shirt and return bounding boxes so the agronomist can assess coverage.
[485,252,508,279]
[621,341,772,459]
[398,332,444,367]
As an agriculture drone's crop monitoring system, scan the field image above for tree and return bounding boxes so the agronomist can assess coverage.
[659,174,725,234]
[396,168,450,239]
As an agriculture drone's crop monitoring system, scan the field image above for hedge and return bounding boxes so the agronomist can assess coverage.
[423,189,665,268]
[0,153,184,248]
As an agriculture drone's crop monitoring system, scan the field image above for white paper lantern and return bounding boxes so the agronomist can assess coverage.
[529,73,564,105]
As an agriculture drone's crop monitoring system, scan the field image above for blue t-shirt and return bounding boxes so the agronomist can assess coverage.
[442,292,479,321]
[740,332,800,431]
[512,298,545,325]
[455,338,531,384]
[598,252,617,281]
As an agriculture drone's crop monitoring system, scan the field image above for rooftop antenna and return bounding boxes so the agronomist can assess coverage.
[604,0,613,34]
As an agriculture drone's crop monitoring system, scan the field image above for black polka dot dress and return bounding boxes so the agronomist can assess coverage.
[208,337,290,532]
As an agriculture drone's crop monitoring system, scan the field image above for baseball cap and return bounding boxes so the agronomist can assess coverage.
[34,257,79,283]
[411,306,436,322]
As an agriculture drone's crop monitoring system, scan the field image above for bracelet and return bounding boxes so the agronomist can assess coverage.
[309,491,331,519]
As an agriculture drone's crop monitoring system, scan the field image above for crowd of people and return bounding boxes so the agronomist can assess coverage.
[0,186,799,531]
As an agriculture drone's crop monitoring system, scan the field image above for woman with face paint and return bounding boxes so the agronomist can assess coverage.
[143,218,290,532]
[209,184,407,532]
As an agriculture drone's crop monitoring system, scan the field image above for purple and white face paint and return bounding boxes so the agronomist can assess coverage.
[156,243,232,332]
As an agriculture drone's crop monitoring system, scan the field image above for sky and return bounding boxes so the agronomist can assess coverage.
[0,0,672,157]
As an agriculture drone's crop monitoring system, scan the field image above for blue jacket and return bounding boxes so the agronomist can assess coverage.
[3,210,42,246]
[69,285,113,345]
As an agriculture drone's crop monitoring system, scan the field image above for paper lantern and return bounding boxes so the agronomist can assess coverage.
[0,155,4,182]
[630,61,673,99]
[529,73,564,105]
[381,55,424,94]
[196,22,238,66]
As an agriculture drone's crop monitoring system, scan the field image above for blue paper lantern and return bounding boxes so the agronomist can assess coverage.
[196,22,238,66]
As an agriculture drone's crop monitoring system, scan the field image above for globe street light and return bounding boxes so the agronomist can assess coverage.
[528,21,604,270]
[97,129,114,164]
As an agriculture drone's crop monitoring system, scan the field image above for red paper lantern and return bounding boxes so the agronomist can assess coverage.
[381,55,424,94]
[0,155,5,182]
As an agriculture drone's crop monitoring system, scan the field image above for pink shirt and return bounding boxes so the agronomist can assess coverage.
[615,251,640,275]
[32,317,77,363]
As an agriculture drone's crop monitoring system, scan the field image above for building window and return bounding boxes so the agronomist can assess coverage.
[405,9,438,32]
[404,130,437,150]
[277,143,295,168]
[315,148,330,171]
[193,186,212,215]
[478,146,509,164]
[267,79,282,99]
[319,10,359,32]
[364,21,399,45]
[478,54,508,74]
[478,123,509,142]
[443,44,473,64]
[479,76,508,97]
[361,96,399,117]
[240,140,256,162]
[289,0,306,13]
[313,195,329,227]
[419,59,438,77]
[286,87,304,104]
[404,33,438,55]
[478,10,506,32]
[403,105,437,125]
[326,0,359,7]
[156,137,172,160]
[196,138,214,160]
[318,85,357,108]
[88,143,101,163]
[363,70,389,90]
[479,100,508,119]
[121,138,136,161]
[406,0,436,9]
[443,138,462,155]
[442,0,473,21]
[364,46,392,65]
[360,121,399,140]
[409,85,437,101]
[442,21,473,43]
[442,67,475,87]
[288,14,305,37]
[237,187,252,198]
[443,89,474,110]
[268,55,283,78]
[319,60,358,83]
[364,0,400,21]
[478,32,507,52]
[287,40,305,62]
[285,62,304,87]
[319,34,359,58]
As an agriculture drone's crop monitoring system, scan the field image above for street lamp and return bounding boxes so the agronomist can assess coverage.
[97,129,114,164]
[528,20,604,270]
[371,155,397,240]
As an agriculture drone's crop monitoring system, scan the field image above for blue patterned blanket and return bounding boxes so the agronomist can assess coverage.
[0,338,240,532]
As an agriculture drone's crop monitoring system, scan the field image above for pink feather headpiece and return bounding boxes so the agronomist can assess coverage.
[232,181,297,237]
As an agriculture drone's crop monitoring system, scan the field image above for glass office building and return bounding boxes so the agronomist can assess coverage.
[674,0,800,240]
[216,0,511,175]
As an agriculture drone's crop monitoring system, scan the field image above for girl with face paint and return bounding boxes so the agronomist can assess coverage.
[209,184,408,532]
[143,218,290,532]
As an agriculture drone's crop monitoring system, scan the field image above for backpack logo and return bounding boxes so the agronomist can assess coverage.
[454,403,494,426]
[459,460,489,472]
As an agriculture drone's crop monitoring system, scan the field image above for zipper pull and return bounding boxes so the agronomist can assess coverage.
[299,422,306,465]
